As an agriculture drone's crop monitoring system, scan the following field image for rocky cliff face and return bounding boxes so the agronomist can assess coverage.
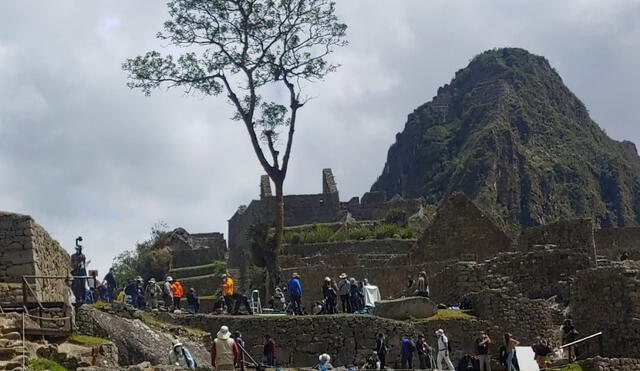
[372,48,640,228]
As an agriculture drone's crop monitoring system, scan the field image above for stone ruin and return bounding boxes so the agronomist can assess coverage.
[0,211,70,303]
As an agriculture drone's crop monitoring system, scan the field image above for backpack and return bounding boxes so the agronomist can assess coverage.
[456,355,474,370]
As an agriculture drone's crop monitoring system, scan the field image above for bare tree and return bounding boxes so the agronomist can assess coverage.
[123,0,347,291]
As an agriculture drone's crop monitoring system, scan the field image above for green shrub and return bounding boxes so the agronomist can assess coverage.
[400,226,414,239]
[302,225,333,244]
[348,226,371,240]
[284,232,302,245]
[374,224,400,239]
[329,229,349,242]
[28,358,68,371]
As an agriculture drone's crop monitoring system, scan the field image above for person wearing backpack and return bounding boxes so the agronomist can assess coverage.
[416,333,433,370]
[400,334,416,369]
[533,335,552,369]
[435,329,455,370]
[169,339,196,369]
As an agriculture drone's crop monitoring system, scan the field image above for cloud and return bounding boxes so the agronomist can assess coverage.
[0,0,638,276]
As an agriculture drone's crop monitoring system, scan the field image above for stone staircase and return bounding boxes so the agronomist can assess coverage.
[0,315,28,371]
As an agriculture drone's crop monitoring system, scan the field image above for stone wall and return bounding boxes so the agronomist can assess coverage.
[468,290,563,347]
[342,195,423,222]
[486,247,591,303]
[595,227,640,261]
[0,283,23,303]
[0,212,69,302]
[414,193,514,263]
[518,218,597,264]
[429,247,591,305]
[284,239,415,259]
[166,228,227,269]
[571,262,640,359]
[170,313,497,368]
[579,357,640,371]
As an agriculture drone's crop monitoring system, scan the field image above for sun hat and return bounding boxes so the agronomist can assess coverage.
[166,276,173,282]
[435,329,444,336]
[339,273,347,279]
[324,277,331,282]
[149,278,156,283]
[319,353,331,363]
[217,325,231,340]
[292,272,300,278]
[172,339,183,348]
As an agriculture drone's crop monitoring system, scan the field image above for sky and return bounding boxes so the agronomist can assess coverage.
[1,1,639,276]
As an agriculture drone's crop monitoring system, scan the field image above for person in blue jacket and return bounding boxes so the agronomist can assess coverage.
[287,272,303,315]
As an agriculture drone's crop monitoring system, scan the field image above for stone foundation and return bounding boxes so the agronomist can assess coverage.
[579,356,640,371]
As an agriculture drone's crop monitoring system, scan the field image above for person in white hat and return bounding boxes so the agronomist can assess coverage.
[435,329,455,370]
[145,278,161,310]
[169,338,195,369]
[163,276,174,311]
[211,325,240,370]
[315,353,333,371]
[337,273,351,313]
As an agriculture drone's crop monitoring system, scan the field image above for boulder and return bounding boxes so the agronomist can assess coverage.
[373,296,436,320]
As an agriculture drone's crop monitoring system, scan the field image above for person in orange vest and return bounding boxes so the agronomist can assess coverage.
[171,279,184,311]
[221,274,234,313]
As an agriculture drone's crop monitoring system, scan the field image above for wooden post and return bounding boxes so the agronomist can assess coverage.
[22,278,27,307]
[598,334,603,356]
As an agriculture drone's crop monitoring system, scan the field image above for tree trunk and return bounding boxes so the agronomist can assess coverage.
[266,177,285,299]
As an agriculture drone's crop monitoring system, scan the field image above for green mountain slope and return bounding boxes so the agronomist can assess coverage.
[372,48,640,228]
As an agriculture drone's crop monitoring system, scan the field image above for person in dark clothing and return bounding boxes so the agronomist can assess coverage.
[561,319,579,361]
[533,335,552,370]
[416,334,432,370]
[70,241,87,304]
[263,335,276,367]
[349,278,360,311]
[322,277,338,314]
[287,273,303,315]
[400,334,415,369]
[103,268,117,302]
[475,331,491,371]
[186,288,200,314]
[416,271,429,297]
[124,280,137,306]
[231,331,246,371]
[620,251,629,261]
[375,333,387,369]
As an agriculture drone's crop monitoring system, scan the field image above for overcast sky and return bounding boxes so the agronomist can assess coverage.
[1,1,639,276]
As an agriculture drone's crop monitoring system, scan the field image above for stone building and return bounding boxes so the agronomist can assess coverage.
[227,168,423,272]
[0,212,70,303]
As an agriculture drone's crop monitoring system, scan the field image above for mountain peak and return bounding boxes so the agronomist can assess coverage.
[372,49,640,228]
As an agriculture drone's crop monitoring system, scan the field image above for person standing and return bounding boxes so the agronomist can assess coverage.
[221,274,235,312]
[145,278,161,310]
[186,287,200,314]
[532,334,551,370]
[263,334,277,367]
[211,326,240,371]
[435,329,455,371]
[103,268,117,302]
[416,271,430,297]
[475,331,491,371]
[416,334,433,370]
[349,278,360,311]
[504,333,519,371]
[70,241,87,304]
[375,333,387,369]
[400,334,415,369]
[561,319,579,361]
[322,277,338,314]
[287,273,303,315]
[172,278,184,311]
[169,339,196,369]
[338,273,352,313]
[231,331,246,371]
[163,276,174,311]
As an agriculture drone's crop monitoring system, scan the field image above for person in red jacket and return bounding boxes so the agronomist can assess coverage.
[171,279,184,310]
[211,325,240,370]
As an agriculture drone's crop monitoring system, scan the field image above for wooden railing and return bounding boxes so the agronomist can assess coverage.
[560,331,603,357]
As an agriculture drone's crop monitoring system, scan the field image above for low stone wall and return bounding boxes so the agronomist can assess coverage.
[430,261,487,305]
[571,262,640,358]
[285,239,415,259]
[595,227,640,261]
[579,357,640,371]
[170,313,496,368]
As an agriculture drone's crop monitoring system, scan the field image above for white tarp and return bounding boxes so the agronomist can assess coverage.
[363,284,381,307]
[515,346,539,371]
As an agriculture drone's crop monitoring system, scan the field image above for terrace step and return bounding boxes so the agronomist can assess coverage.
[169,262,224,280]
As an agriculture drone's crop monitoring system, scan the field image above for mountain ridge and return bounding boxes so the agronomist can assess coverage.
[372,48,640,229]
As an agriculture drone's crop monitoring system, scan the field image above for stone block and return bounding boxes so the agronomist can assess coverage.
[373,296,437,320]
[6,264,35,278]
[2,249,34,265]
